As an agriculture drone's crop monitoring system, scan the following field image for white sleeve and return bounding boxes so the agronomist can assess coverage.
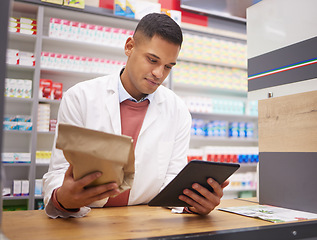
[45,198,91,219]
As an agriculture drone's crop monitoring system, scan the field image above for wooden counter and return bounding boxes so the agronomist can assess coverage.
[2,198,317,240]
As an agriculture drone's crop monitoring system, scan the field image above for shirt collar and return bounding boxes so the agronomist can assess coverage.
[118,69,154,103]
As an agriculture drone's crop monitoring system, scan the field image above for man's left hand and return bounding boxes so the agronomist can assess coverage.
[179,178,230,215]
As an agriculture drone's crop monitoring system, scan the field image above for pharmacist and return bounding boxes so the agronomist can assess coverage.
[43,13,229,218]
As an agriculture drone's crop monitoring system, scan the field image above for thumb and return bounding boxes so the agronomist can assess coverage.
[65,164,74,179]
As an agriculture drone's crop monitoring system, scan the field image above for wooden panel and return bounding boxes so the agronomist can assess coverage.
[258,90,317,152]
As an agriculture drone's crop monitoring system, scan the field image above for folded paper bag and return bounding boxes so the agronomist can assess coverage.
[56,123,135,192]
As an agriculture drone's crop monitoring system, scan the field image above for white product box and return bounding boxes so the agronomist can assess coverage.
[15,79,25,98]
[23,80,32,98]
[49,18,62,38]
[19,28,37,35]
[3,187,11,196]
[7,78,17,97]
[60,19,71,39]
[79,22,89,41]
[19,56,35,66]
[70,21,80,40]
[2,153,14,163]
[9,20,20,28]
[20,17,37,25]
[135,1,161,20]
[21,180,29,196]
[13,180,22,196]
[7,49,19,57]
[169,10,182,26]
[35,179,43,196]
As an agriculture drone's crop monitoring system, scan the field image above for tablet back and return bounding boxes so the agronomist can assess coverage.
[148,160,240,207]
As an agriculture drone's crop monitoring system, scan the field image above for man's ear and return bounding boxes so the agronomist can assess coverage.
[124,36,134,57]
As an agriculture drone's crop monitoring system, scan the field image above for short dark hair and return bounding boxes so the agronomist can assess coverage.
[134,13,183,47]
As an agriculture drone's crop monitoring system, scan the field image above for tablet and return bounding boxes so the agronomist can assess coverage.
[148,160,240,207]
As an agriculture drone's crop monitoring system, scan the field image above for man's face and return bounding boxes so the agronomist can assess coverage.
[121,34,181,101]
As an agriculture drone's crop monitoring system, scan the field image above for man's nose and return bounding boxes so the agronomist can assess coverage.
[152,65,164,79]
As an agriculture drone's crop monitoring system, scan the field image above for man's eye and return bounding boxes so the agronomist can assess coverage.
[148,57,157,63]
[165,65,172,69]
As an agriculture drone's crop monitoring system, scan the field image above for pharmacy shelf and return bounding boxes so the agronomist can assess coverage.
[2,196,30,200]
[4,96,34,104]
[225,187,257,193]
[38,98,61,104]
[8,31,37,43]
[37,131,55,135]
[42,36,126,56]
[178,56,246,70]
[3,130,33,135]
[238,163,258,168]
[6,64,35,72]
[36,163,50,166]
[191,112,258,122]
[173,82,247,98]
[190,135,258,146]
[40,67,106,78]
[34,195,44,200]
[3,163,32,167]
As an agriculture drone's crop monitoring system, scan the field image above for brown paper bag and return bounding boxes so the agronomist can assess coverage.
[56,123,135,192]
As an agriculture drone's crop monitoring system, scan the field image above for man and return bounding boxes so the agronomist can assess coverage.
[43,13,229,218]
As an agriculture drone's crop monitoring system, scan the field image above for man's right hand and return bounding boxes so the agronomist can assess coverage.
[56,165,121,210]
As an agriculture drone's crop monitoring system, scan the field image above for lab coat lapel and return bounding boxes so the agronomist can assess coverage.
[104,75,121,135]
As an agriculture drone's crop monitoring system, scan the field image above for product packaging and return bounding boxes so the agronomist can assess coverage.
[35,179,43,196]
[56,123,135,191]
[125,0,136,18]
[135,1,161,20]
[21,180,29,196]
[39,79,53,99]
[52,82,63,100]
[63,0,85,9]
[114,0,126,16]
[13,180,22,196]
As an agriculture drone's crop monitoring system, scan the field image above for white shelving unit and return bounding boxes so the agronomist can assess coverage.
[3,0,257,210]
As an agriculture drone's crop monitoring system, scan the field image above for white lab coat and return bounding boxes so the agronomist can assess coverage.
[43,70,192,218]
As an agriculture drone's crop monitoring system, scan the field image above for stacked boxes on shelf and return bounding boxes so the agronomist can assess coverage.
[191,119,255,139]
[1,152,31,163]
[5,78,32,99]
[6,49,35,67]
[37,103,50,132]
[3,180,30,198]
[187,146,259,164]
[3,115,32,131]
[8,17,37,35]
[39,79,63,100]
[180,33,247,67]
[41,52,125,74]
[183,96,247,115]
[49,17,134,47]
[13,180,29,196]
[36,151,51,164]
[173,61,247,92]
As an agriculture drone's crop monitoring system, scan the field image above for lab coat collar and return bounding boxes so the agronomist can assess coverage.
[104,70,167,136]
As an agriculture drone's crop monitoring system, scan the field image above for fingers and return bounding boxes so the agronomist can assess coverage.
[84,182,120,200]
[179,178,226,215]
[76,171,103,189]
